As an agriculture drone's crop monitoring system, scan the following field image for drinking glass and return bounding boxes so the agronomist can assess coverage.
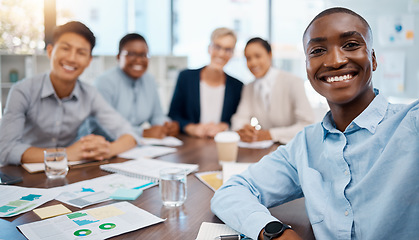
[159,167,187,207]
[44,148,68,179]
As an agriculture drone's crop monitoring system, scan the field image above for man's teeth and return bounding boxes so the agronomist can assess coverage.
[326,74,352,83]
[132,65,143,71]
[63,65,75,71]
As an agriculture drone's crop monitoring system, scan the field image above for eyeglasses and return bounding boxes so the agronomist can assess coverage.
[211,44,234,55]
[120,50,150,59]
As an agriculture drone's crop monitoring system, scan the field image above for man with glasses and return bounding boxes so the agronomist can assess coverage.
[168,27,243,138]
[89,33,179,139]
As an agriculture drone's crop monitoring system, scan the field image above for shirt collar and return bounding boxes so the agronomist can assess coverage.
[118,68,142,87]
[40,73,80,101]
[321,89,388,140]
[255,67,277,86]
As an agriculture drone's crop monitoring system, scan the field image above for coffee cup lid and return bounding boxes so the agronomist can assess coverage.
[214,131,240,142]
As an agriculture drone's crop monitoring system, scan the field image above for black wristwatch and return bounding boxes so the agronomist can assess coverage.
[262,221,292,240]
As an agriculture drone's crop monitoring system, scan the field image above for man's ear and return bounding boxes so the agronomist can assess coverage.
[46,44,54,59]
[372,49,377,71]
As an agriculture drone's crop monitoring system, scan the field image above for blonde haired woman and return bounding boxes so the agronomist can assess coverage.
[169,27,243,138]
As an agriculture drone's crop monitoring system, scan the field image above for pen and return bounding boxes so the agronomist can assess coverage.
[133,181,155,189]
[250,117,261,130]
[214,234,245,240]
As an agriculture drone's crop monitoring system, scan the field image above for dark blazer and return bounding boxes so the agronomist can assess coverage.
[168,67,243,133]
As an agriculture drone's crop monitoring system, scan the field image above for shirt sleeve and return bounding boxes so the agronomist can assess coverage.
[94,75,116,107]
[168,71,191,132]
[269,78,315,144]
[90,89,141,144]
[0,84,32,165]
[147,75,170,125]
[211,144,303,240]
[231,84,252,131]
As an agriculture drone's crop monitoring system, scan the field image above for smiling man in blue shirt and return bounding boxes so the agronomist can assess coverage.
[211,7,419,240]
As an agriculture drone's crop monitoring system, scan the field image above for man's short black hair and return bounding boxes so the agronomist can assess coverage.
[245,37,271,53]
[118,33,148,55]
[303,7,372,42]
[53,21,96,52]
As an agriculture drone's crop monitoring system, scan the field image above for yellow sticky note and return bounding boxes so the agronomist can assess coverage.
[86,205,124,220]
[33,204,72,219]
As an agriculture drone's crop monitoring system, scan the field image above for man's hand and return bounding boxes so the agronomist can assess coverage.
[67,134,111,161]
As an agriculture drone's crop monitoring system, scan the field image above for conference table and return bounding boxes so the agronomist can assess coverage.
[0,135,314,240]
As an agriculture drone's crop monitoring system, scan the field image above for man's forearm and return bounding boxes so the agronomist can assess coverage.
[21,147,47,163]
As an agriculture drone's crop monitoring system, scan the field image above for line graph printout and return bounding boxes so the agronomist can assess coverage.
[18,201,165,240]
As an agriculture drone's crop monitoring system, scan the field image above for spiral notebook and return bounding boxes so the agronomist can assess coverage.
[100,158,199,183]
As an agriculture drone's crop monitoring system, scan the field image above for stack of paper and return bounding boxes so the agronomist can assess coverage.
[18,201,165,240]
[118,146,177,159]
[139,136,183,147]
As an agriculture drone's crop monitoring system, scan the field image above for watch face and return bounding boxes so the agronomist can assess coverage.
[265,221,284,234]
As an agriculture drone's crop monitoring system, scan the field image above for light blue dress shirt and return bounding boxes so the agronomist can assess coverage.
[94,67,168,137]
[0,73,139,165]
[211,90,419,240]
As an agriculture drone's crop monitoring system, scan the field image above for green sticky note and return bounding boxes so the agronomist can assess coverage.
[109,188,143,201]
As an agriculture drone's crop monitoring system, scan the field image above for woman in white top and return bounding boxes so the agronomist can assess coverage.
[232,37,315,144]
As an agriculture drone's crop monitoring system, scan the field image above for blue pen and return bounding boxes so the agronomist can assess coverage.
[133,181,155,190]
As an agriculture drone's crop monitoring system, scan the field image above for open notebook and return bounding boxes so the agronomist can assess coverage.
[100,158,199,183]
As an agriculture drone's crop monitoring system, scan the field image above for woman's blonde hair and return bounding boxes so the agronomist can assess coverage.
[210,27,237,45]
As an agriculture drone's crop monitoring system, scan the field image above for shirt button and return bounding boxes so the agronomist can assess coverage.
[344,170,349,176]
[52,138,57,143]
[345,210,349,216]
[349,124,354,129]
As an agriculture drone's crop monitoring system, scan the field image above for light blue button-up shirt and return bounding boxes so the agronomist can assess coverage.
[211,91,419,240]
[94,67,169,137]
[0,73,139,165]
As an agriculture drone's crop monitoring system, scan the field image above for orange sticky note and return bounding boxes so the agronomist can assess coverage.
[33,204,72,219]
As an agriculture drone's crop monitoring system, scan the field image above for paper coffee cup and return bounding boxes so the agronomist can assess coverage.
[214,131,240,163]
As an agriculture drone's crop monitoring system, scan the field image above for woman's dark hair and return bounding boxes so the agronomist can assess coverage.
[119,33,148,54]
[245,37,271,53]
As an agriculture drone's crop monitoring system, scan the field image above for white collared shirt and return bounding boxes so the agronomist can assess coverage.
[253,67,278,110]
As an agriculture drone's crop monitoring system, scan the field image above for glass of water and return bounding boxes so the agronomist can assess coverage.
[159,167,187,207]
[44,148,68,179]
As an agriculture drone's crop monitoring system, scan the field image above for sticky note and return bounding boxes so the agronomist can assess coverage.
[109,188,143,201]
[33,204,72,219]
[86,205,124,220]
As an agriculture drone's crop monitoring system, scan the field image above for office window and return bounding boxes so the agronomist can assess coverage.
[0,0,45,53]
[173,0,269,83]
[56,0,171,56]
